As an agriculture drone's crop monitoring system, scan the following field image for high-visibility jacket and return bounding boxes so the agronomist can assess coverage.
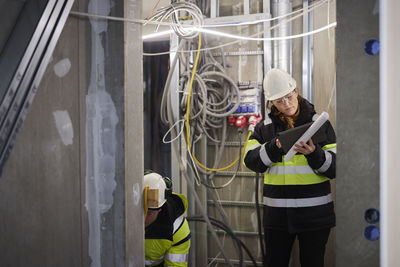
[243,99,336,233]
[145,193,191,266]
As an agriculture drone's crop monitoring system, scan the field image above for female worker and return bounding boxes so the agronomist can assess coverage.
[243,68,336,267]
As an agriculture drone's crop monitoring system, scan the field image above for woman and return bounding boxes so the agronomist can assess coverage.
[243,68,336,267]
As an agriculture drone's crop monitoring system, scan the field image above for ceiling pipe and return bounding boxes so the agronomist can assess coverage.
[271,0,293,74]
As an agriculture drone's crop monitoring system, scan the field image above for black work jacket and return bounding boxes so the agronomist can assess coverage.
[244,98,336,233]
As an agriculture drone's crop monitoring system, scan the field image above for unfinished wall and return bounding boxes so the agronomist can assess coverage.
[186,1,337,266]
[336,0,380,266]
[0,0,143,266]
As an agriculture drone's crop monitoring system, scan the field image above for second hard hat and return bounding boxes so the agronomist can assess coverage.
[263,68,297,101]
[144,172,168,209]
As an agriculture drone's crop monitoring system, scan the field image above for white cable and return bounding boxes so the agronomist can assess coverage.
[187,146,202,186]
[143,1,336,56]
[193,22,337,41]
[70,0,327,29]
[145,2,204,39]
[70,1,334,56]
[142,0,327,39]
[143,21,337,41]
[162,119,185,144]
[70,0,329,41]
[143,21,337,56]
[70,10,158,25]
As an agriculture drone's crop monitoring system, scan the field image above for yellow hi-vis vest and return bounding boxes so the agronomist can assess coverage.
[244,139,336,208]
[145,193,191,266]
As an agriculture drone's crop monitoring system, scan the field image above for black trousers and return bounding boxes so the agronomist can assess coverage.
[264,227,331,267]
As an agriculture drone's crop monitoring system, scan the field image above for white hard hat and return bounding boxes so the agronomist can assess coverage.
[263,68,297,101]
[144,172,167,209]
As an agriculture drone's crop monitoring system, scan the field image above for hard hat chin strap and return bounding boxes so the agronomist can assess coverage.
[144,185,149,219]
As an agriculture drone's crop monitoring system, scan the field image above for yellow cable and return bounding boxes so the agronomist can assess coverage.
[143,185,149,219]
[185,33,252,172]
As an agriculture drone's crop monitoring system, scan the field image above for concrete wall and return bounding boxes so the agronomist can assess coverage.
[336,0,380,266]
[0,0,144,266]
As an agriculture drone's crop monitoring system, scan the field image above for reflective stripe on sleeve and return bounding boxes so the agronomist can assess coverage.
[322,143,336,153]
[165,252,188,263]
[244,143,261,155]
[325,147,336,153]
[317,151,332,173]
[173,216,184,234]
[145,256,164,266]
[259,144,273,167]
[263,193,332,208]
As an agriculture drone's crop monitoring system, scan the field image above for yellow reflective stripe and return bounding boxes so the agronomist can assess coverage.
[265,154,328,185]
[244,139,261,155]
[166,252,188,263]
[263,193,332,208]
[264,173,329,185]
[322,143,336,153]
[173,219,190,245]
[244,143,261,154]
[168,226,191,267]
[243,139,261,167]
[145,239,170,265]
[322,143,336,150]
[281,154,309,165]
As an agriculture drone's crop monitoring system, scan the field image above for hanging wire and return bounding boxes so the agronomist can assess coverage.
[144,2,204,39]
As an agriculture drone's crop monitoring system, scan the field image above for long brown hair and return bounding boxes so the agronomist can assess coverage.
[269,94,302,129]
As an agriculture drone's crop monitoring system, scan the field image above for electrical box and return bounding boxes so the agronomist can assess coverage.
[228,88,262,116]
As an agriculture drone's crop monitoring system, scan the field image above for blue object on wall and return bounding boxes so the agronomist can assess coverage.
[364,39,380,56]
[364,225,380,241]
[364,208,380,224]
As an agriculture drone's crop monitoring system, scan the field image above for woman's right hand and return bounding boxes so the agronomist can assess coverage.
[276,138,282,149]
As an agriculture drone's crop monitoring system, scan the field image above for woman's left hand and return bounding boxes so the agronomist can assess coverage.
[294,138,315,155]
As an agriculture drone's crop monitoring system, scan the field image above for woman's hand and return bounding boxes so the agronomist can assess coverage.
[294,138,315,155]
[276,138,282,149]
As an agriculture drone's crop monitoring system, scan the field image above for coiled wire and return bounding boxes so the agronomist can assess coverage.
[145,2,204,39]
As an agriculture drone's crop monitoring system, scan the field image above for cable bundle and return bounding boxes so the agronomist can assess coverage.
[146,2,204,39]
[180,69,240,143]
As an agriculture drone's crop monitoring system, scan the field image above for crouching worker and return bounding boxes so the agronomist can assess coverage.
[144,171,191,266]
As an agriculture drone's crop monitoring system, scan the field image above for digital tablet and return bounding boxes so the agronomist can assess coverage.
[277,122,327,154]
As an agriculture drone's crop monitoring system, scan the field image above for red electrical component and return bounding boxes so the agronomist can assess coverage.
[235,115,248,129]
[248,112,263,132]
[228,116,236,126]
